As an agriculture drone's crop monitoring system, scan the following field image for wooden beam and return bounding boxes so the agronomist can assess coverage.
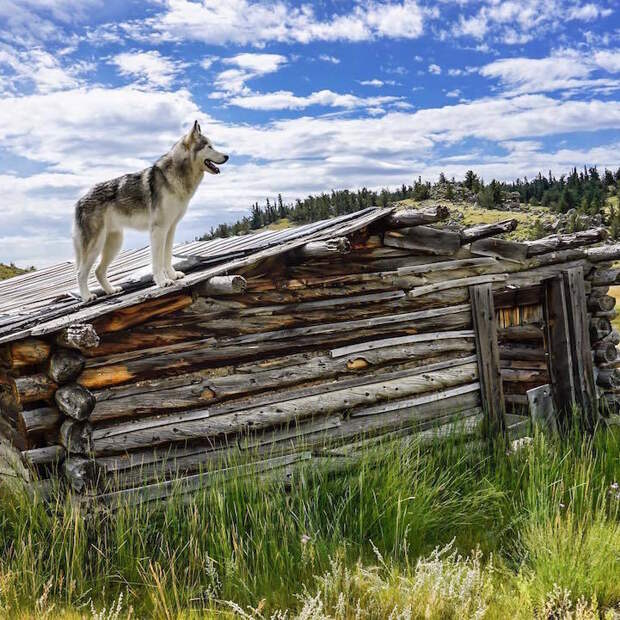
[22,445,65,467]
[385,205,450,228]
[296,237,351,258]
[459,219,518,244]
[542,274,575,428]
[408,274,507,299]
[527,384,556,432]
[562,267,598,427]
[193,275,247,297]
[47,349,85,384]
[493,284,542,309]
[383,226,461,255]
[470,237,528,262]
[525,228,607,256]
[470,283,505,437]
[55,384,96,421]
[56,324,100,351]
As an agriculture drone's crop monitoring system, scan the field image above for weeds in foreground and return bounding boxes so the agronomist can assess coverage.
[0,428,617,618]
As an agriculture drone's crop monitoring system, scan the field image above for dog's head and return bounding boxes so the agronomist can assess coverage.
[183,120,229,175]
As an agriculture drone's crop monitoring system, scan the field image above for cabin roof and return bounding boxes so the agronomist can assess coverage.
[0,207,392,345]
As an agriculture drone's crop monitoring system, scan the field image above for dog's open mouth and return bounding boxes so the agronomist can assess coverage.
[204,159,220,174]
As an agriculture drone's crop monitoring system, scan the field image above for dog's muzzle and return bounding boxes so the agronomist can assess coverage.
[204,154,229,174]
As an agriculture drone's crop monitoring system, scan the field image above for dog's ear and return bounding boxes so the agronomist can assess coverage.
[183,120,201,148]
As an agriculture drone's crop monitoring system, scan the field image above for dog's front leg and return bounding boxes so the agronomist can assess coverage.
[164,222,185,281]
[151,226,174,288]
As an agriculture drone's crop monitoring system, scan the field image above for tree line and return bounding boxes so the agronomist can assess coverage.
[198,166,620,241]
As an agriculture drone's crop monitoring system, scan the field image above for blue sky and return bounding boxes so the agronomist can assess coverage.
[0,0,619,267]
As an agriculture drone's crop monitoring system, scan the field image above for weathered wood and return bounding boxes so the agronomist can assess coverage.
[330,330,474,358]
[589,285,610,298]
[585,243,620,263]
[527,384,556,432]
[563,268,598,425]
[90,343,476,423]
[384,226,461,255]
[588,268,620,286]
[47,349,85,384]
[17,406,60,436]
[91,361,479,454]
[396,257,498,276]
[22,445,65,466]
[493,285,542,309]
[59,420,93,455]
[55,385,96,421]
[498,344,545,361]
[0,371,20,418]
[459,219,518,244]
[525,228,607,256]
[0,437,30,483]
[296,237,351,258]
[543,274,575,425]
[501,368,548,383]
[15,374,57,404]
[408,274,508,299]
[470,237,528,262]
[470,283,505,436]
[56,324,100,351]
[64,457,96,493]
[596,368,620,388]
[594,341,618,364]
[600,330,620,346]
[587,295,616,313]
[193,275,247,297]
[589,317,612,342]
[92,293,193,334]
[498,325,544,342]
[9,339,51,369]
[385,205,450,228]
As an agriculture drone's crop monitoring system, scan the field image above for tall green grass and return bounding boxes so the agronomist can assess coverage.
[0,427,618,618]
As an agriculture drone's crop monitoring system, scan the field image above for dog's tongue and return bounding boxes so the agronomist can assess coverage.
[205,159,220,173]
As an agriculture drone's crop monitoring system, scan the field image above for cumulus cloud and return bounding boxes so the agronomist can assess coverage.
[111,50,186,88]
[119,0,426,47]
[0,45,91,94]
[428,63,441,75]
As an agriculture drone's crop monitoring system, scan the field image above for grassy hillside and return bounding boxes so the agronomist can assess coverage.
[0,429,618,618]
[0,263,28,281]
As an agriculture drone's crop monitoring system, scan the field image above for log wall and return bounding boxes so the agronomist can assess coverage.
[2,209,619,503]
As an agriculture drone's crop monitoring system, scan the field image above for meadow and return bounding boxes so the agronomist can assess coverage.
[0,425,618,619]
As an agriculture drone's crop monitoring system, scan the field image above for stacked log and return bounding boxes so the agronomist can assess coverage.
[583,260,620,415]
[3,208,620,503]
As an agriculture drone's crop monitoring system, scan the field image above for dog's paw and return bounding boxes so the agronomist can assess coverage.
[154,274,175,288]
[105,285,123,295]
[81,292,97,302]
[168,269,185,281]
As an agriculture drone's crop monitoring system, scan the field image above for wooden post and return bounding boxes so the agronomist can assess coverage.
[527,384,557,432]
[542,274,576,428]
[562,267,598,428]
[470,283,505,437]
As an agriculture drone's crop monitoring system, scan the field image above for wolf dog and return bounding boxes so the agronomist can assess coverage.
[73,121,228,301]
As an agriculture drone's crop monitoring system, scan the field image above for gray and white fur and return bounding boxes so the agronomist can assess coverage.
[73,121,228,301]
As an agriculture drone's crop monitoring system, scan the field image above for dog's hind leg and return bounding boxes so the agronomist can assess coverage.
[77,229,105,302]
[95,230,123,295]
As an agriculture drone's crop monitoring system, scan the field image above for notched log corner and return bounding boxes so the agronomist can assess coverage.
[55,384,96,421]
[56,324,100,351]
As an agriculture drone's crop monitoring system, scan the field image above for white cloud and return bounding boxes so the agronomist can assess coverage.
[359,79,387,87]
[566,3,612,21]
[446,89,461,98]
[200,56,218,70]
[111,50,185,89]
[450,0,614,45]
[228,89,403,111]
[480,48,620,95]
[0,46,91,94]
[319,54,340,64]
[428,63,441,74]
[212,53,288,95]
[123,0,426,47]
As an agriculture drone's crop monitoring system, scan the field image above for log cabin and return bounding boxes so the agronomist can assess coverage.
[0,205,619,506]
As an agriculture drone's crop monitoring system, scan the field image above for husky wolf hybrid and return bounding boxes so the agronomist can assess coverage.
[73,121,228,301]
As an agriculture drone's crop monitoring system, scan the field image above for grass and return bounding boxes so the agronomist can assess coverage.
[0,263,28,281]
[0,427,618,618]
[396,198,555,241]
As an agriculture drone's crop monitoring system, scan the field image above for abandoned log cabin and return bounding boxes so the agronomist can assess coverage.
[1,205,619,506]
